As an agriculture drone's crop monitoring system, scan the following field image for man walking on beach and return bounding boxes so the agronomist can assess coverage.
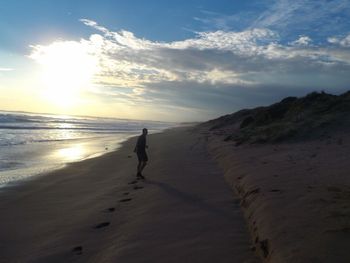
[134,128,148,179]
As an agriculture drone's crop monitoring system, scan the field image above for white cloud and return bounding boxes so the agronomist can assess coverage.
[339,35,350,47]
[80,19,278,53]
[327,37,340,44]
[251,0,305,28]
[166,29,278,52]
[0,67,14,71]
[250,0,350,37]
[327,34,350,47]
[193,9,256,31]
[80,19,110,35]
[290,35,312,46]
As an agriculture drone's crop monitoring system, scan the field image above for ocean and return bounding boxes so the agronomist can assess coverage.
[0,111,174,186]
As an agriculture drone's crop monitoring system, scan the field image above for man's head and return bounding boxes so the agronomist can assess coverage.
[142,128,148,135]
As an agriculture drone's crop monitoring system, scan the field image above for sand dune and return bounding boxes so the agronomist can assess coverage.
[205,128,350,262]
[199,91,350,262]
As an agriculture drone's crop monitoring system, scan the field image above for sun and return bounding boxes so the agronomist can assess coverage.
[30,41,98,108]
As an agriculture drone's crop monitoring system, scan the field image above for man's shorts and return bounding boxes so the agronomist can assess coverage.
[137,151,148,162]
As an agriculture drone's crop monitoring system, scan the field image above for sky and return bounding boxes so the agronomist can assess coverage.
[1,0,350,122]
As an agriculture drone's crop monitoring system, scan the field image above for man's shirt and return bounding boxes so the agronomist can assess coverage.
[136,134,146,153]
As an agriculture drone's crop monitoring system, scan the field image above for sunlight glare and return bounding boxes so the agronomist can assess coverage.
[31,41,98,108]
[56,145,85,162]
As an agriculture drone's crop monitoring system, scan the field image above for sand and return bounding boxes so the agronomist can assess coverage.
[205,127,350,262]
[4,124,348,263]
[0,127,259,263]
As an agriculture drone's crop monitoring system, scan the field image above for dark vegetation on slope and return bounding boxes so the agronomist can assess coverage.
[203,91,350,144]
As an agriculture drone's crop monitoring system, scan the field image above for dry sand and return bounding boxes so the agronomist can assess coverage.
[0,127,259,263]
[205,128,350,262]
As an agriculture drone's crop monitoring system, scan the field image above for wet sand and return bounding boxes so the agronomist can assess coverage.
[0,127,258,263]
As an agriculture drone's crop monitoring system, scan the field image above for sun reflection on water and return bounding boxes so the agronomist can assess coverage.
[55,145,85,162]
[57,122,75,129]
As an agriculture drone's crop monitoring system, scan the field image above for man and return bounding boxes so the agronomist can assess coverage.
[134,128,148,179]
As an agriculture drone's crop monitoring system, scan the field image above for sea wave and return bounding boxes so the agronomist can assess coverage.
[0,125,142,131]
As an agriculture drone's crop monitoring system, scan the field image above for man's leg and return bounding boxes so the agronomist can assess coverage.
[136,161,147,179]
[137,161,142,174]
[140,161,147,173]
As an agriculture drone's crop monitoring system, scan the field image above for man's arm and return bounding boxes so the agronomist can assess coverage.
[134,136,140,152]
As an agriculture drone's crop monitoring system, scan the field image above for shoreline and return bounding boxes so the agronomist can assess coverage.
[0,133,139,188]
[0,126,259,262]
[0,128,173,190]
[0,110,175,187]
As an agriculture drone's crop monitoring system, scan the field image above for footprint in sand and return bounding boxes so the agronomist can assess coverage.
[325,227,350,233]
[123,192,130,195]
[72,246,83,255]
[104,207,115,213]
[133,186,144,190]
[270,189,282,193]
[93,222,110,229]
[119,198,132,202]
[260,239,269,258]
[128,180,138,185]
[327,186,342,192]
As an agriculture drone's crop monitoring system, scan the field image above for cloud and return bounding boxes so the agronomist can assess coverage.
[339,35,350,47]
[193,9,258,31]
[80,19,110,35]
[327,34,350,47]
[29,19,350,121]
[251,0,306,28]
[193,0,350,45]
[290,35,312,46]
[191,0,350,51]
[250,0,350,38]
[0,67,14,71]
